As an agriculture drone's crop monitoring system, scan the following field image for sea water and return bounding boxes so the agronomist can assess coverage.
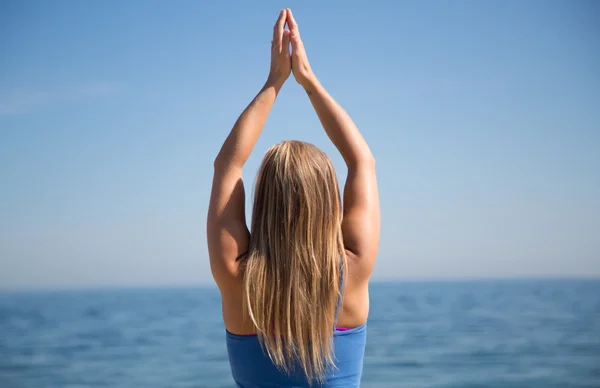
[1,279,599,387]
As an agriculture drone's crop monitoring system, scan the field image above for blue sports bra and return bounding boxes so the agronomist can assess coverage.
[226,324,367,387]
[225,264,367,387]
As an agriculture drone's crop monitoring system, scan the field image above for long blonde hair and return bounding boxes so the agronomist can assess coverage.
[243,140,346,382]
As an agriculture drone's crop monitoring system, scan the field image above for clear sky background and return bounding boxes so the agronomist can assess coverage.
[1,0,599,289]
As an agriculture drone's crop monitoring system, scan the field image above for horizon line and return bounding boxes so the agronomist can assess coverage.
[1,275,599,293]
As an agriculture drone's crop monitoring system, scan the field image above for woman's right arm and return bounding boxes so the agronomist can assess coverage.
[287,9,380,281]
[307,78,380,282]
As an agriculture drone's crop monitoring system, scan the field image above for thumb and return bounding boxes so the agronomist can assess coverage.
[282,30,291,55]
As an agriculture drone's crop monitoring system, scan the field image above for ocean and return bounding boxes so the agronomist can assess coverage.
[1,279,599,388]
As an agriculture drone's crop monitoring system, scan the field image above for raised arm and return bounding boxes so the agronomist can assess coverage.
[207,10,291,289]
[287,9,380,281]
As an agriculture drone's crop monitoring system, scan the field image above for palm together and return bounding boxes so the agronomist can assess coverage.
[269,9,313,89]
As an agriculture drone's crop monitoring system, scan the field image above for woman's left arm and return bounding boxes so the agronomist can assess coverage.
[207,10,291,290]
[207,83,278,289]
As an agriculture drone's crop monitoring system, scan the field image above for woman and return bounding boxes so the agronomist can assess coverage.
[207,9,380,387]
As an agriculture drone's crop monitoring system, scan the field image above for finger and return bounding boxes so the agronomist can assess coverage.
[286,8,299,34]
[281,29,291,56]
[290,29,304,55]
[273,9,286,47]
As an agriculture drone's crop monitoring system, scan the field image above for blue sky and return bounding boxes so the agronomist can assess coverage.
[1,0,599,289]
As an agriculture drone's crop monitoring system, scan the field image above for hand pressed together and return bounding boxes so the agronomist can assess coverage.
[267,9,315,89]
[268,10,291,86]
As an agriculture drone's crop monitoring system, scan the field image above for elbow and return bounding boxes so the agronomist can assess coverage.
[213,153,243,171]
[348,153,376,170]
[363,153,376,168]
[213,154,224,170]
[213,153,231,170]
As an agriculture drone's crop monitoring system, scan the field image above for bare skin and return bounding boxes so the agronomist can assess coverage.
[207,9,380,334]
